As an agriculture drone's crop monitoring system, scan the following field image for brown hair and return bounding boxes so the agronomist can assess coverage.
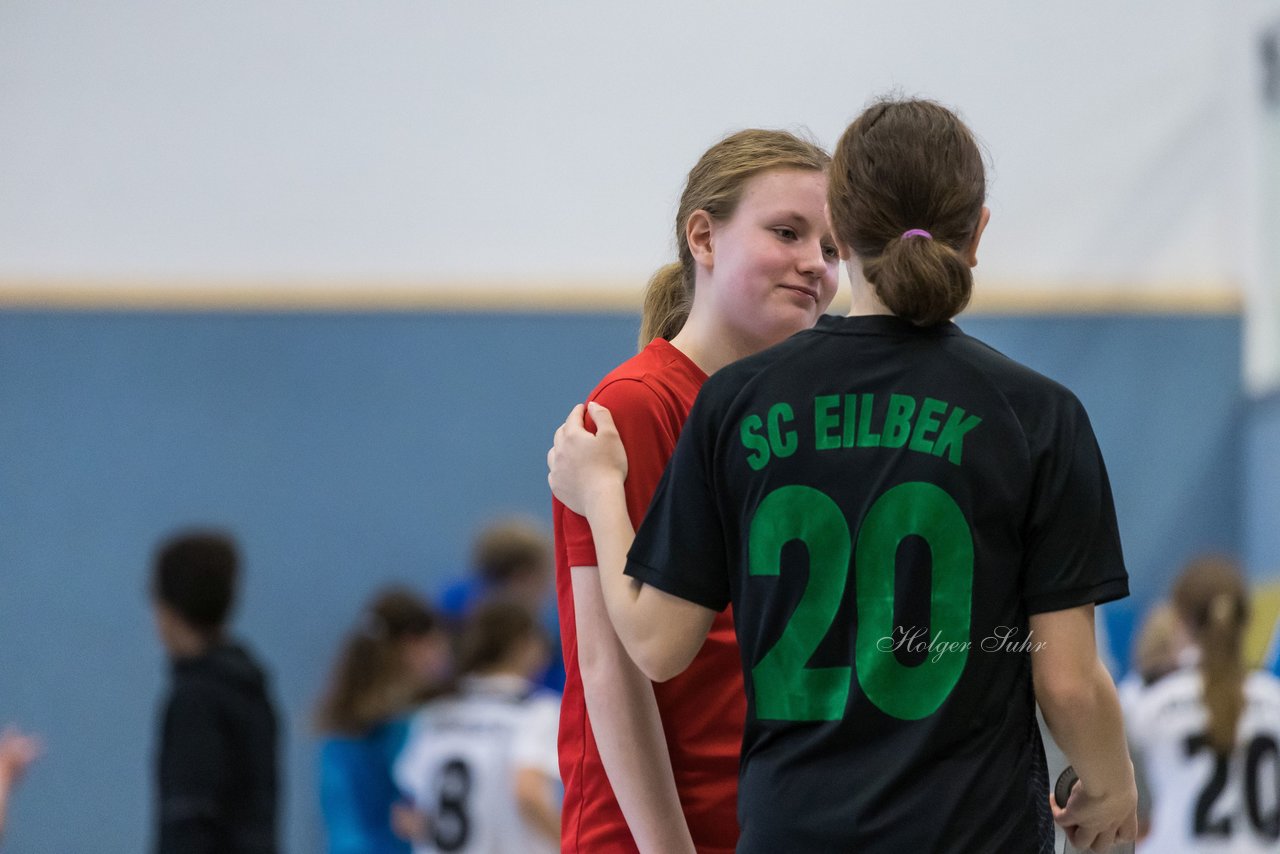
[828,98,986,326]
[151,530,239,635]
[472,517,551,585]
[1172,555,1250,755]
[455,598,546,676]
[315,587,444,735]
[639,129,831,349]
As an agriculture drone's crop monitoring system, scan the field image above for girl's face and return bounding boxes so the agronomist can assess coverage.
[401,630,452,687]
[703,168,839,352]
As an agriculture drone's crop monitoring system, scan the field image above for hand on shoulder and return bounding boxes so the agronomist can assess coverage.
[548,402,628,516]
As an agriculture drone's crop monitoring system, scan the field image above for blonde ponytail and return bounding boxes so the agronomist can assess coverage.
[1199,593,1247,754]
[639,262,692,349]
[1172,556,1249,756]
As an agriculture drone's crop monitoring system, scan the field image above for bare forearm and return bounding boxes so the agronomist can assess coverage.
[581,636,695,852]
[1038,659,1135,797]
[581,486,649,649]
[583,484,717,681]
[573,570,695,854]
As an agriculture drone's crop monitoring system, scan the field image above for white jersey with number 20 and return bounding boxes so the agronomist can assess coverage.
[1129,668,1280,854]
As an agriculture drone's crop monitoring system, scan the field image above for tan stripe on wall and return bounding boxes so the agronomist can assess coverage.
[0,279,1242,315]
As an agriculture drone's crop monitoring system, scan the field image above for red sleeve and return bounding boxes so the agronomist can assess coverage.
[563,378,680,568]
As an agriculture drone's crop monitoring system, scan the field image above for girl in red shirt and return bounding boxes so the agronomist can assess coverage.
[553,129,839,853]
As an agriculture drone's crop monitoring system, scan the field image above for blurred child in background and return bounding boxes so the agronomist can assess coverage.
[438,518,563,692]
[316,588,452,854]
[1128,556,1280,853]
[1118,601,1192,719]
[150,530,280,854]
[1112,600,1194,841]
[394,598,561,854]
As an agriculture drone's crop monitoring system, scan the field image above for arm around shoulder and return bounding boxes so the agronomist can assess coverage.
[551,400,716,680]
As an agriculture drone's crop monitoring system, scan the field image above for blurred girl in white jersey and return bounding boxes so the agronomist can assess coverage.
[394,599,561,854]
[1129,556,1280,853]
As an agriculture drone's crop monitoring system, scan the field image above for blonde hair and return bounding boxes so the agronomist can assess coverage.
[1172,555,1250,755]
[638,129,831,349]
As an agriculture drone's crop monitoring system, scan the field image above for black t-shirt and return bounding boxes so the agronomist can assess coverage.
[626,314,1128,854]
[157,642,279,854]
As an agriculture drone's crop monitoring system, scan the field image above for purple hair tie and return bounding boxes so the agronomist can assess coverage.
[901,229,932,240]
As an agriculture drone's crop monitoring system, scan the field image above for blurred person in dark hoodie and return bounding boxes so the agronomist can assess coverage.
[150,530,279,854]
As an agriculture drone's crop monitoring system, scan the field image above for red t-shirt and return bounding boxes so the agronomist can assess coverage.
[555,339,745,854]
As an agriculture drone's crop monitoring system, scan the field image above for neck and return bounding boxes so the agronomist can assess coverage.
[844,258,893,318]
[170,626,218,659]
[669,311,762,376]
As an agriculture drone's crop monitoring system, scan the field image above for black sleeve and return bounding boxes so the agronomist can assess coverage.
[624,389,731,612]
[1021,394,1129,614]
[156,685,226,854]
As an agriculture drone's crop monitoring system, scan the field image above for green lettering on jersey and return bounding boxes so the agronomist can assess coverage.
[882,394,916,449]
[841,394,859,448]
[908,397,947,454]
[932,407,982,466]
[767,403,798,459]
[855,482,973,720]
[856,393,881,447]
[749,486,852,720]
[740,414,770,471]
[814,395,841,451]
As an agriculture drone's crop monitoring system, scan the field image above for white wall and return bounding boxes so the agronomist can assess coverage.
[1,0,1274,376]
[1249,4,1280,390]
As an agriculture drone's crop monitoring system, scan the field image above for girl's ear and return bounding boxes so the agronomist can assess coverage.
[687,210,715,269]
[966,206,991,268]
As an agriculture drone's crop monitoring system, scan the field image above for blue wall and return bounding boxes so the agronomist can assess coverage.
[0,309,1242,851]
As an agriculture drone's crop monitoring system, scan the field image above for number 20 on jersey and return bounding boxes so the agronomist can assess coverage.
[749,482,973,723]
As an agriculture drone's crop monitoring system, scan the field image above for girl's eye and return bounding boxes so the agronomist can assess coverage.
[823,244,839,260]
[773,227,798,240]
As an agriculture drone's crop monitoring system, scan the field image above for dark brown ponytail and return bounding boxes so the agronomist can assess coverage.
[828,98,986,326]
[314,587,443,735]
